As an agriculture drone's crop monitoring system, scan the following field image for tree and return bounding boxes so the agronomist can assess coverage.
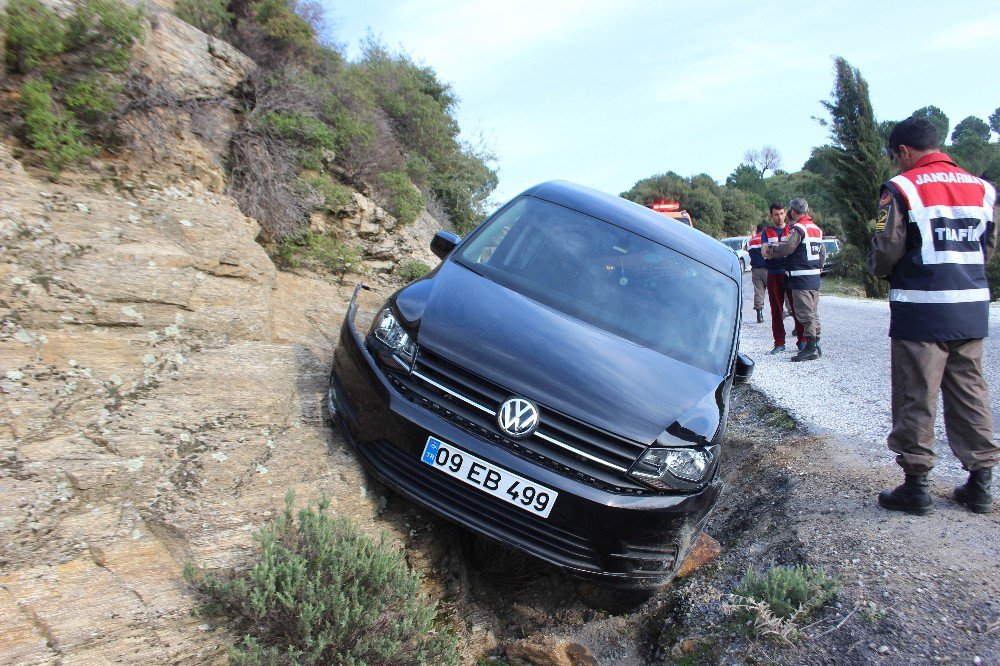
[743,145,782,178]
[821,56,890,297]
[910,106,949,146]
[726,163,765,195]
[989,107,1000,136]
[951,115,991,143]
[950,136,999,177]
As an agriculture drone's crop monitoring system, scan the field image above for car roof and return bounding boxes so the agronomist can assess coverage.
[518,181,740,279]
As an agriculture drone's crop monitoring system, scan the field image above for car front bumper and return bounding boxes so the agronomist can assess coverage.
[328,289,721,588]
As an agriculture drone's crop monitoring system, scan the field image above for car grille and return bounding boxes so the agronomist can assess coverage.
[365,439,602,571]
[386,346,650,493]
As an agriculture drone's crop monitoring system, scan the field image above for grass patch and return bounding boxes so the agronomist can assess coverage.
[276,230,361,274]
[726,564,839,644]
[184,492,459,665]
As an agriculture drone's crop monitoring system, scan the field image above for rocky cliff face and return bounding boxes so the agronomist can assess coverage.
[0,7,444,663]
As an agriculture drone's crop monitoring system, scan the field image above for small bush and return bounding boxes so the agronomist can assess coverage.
[185,493,459,665]
[379,170,423,226]
[727,564,839,643]
[253,0,315,54]
[66,0,145,72]
[174,0,232,37]
[302,173,353,210]
[276,230,361,274]
[21,79,98,175]
[64,77,121,122]
[3,0,66,72]
[398,260,431,282]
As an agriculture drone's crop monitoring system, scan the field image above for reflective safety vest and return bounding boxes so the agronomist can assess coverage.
[747,233,765,268]
[785,215,824,290]
[886,154,996,340]
[763,225,791,274]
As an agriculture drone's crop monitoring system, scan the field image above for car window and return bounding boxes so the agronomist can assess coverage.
[823,240,840,253]
[455,196,738,375]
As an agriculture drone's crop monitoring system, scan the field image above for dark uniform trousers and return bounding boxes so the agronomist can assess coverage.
[889,338,1000,473]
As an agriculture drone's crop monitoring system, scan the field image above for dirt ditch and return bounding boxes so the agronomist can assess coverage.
[354,382,1000,665]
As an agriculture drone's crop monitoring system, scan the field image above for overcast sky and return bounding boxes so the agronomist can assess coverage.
[326,0,1000,206]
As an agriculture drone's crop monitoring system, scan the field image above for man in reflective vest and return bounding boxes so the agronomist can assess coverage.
[761,198,825,361]
[747,223,767,322]
[868,117,999,515]
[763,204,803,353]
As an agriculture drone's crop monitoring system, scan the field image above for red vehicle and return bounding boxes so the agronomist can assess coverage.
[647,199,694,227]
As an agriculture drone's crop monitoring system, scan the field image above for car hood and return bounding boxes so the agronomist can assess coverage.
[409,261,726,445]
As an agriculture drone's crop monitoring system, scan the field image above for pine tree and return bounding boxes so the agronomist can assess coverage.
[820,57,890,297]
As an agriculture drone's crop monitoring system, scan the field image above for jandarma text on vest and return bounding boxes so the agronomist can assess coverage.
[914,172,981,185]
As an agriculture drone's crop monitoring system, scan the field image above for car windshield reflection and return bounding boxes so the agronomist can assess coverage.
[454,196,738,375]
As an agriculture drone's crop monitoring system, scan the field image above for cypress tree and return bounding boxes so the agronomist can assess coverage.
[821,57,891,297]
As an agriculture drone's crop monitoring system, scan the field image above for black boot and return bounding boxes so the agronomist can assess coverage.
[791,337,820,362]
[954,468,993,513]
[878,474,932,515]
[756,308,764,323]
[815,336,822,357]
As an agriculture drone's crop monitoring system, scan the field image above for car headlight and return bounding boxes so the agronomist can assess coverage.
[628,446,716,490]
[370,308,416,369]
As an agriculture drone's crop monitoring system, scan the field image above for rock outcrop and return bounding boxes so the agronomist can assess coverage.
[0,131,398,664]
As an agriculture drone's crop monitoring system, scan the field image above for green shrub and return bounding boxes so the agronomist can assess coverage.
[174,0,232,37]
[3,0,66,72]
[64,77,120,122]
[728,564,839,643]
[21,79,98,175]
[398,260,431,282]
[275,230,361,274]
[185,493,459,665]
[260,112,337,149]
[302,173,353,210]
[833,242,867,281]
[66,0,145,72]
[379,171,423,226]
[252,0,315,53]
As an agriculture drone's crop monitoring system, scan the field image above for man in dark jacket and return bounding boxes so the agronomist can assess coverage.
[747,224,767,322]
[868,117,999,515]
[761,199,825,361]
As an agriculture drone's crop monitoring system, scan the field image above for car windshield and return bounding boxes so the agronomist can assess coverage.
[823,240,840,252]
[454,196,738,375]
[721,239,744,251]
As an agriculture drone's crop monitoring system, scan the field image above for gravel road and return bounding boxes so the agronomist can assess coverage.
[739,274,1000,482]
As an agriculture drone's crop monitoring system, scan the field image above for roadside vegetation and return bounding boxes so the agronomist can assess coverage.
[184,493,460,666]
[726,564,840,645]
[2,0,497,250]
[2,0,145,176]
[623,56,1000,298]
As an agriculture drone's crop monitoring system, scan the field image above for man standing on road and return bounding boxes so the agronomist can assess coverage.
[747,223,768,323]
[763,204,802,353]
[869,117,999,515]
[761,198,825,361]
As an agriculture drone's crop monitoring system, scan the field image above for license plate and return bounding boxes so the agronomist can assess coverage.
[421,436,558,518]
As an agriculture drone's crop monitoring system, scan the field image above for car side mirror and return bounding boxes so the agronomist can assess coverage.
[431,231,462,260]
[734,352,754,385]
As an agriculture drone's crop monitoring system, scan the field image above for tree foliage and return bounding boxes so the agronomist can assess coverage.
[820,56,889,297]
[910,105,949,146]
[951,115,991,143]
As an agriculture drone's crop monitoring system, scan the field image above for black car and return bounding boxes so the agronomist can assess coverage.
[329,181,754,588]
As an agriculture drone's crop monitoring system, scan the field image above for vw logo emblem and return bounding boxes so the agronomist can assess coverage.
[496,397,539,438]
